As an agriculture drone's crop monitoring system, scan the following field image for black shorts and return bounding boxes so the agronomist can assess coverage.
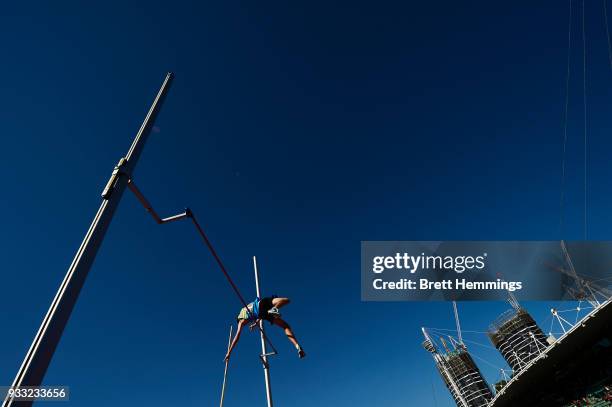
[258,296,278,323]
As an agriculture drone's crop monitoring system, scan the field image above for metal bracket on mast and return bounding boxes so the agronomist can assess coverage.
[101,157,128,199]
[259,345,280,366]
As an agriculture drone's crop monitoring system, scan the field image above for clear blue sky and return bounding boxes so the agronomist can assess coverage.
[1,1,612,406]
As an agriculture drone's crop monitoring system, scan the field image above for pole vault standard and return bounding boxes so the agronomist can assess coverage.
[253,256,274,407]
[2,73,174,407]
[219,325,233,407]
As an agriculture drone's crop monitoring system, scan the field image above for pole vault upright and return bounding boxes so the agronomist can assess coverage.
[219,325,233,407]
[3,73,174,407]
[253,256,273,407]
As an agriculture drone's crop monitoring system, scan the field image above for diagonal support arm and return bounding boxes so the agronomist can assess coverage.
[127,180,189,224]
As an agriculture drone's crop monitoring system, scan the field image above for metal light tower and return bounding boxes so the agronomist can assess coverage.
[3,73,174,407]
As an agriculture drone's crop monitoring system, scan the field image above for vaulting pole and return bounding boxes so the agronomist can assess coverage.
[3,73,174,407]
[219,325,233,407]
[253,256,273,407]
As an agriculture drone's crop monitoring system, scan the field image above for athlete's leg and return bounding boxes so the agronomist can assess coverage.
[271,297,290,309]
[272,317,305,358]
[272,317,299,347]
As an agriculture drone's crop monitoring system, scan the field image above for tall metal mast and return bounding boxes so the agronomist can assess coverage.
[253,256,274,407]
[3,73,174,407]
[452,301,463,345]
